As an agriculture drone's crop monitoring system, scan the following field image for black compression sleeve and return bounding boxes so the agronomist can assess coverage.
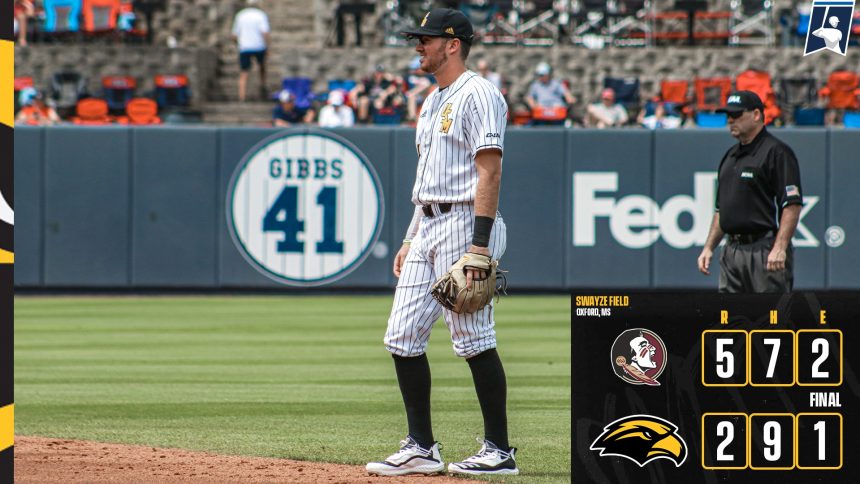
[472,216,494,248]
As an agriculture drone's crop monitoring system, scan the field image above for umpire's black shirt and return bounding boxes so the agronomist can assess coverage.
[716,128,803,235]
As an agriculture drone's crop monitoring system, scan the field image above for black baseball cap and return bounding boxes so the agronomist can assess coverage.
[717,90,765,114]
[401,8,474,44]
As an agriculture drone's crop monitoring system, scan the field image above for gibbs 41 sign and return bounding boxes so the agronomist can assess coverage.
[227,130,384,286]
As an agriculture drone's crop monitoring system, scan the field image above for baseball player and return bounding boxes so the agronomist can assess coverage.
[366,8,518,477]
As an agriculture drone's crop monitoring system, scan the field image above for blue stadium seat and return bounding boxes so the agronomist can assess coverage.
[604,76,640,107]
[794,107,826,126]
[695,112,727,128]
[327,79,357,93]
[843,111,860,128]
[43,0,82,33]
[281,78,315,110]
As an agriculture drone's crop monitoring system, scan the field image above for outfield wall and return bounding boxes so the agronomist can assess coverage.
[13,126,860,290]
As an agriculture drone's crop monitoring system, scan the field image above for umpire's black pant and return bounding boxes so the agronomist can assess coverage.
[719,236,793,293]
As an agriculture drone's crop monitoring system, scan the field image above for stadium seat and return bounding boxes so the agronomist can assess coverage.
[793,107,825,126]
[694,77,732,112]
[280,78,315,111]
[51,71,89,118]
[660,80,689,104]
[154,74,190,108]
[604,76,641,108]
[372,107,402,125]
[844,112,860,128]
[102,76,136,113]
[531,106,568,125]
[14,77,35,114]
[43,0,82,33]
[83,0,121,33]
[819,71,860,110]
[117,97,161,125]
[735,69,780,124]
[72,98,113,124]
[779,77,817,108]
[695,111,727,128]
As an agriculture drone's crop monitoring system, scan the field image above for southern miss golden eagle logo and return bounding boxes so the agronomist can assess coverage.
[590,415,687,467]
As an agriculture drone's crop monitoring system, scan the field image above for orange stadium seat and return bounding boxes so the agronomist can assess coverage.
[117,98,161,125]
[660,80,689,104]
[83,0,120,32]
[819,71,860,110]
[72,98,113,125]
[694,77,732,112]
[735,69,780,125]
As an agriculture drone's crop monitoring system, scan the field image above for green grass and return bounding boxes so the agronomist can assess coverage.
[14,295,570,483]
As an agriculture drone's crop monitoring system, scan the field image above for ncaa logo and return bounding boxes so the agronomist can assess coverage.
[803,0,854,56]
[227,129,384,286]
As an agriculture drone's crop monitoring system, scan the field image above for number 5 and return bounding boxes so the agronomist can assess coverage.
[716,339,734,378]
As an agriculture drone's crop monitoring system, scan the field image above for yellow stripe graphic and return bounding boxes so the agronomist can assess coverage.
[0,40,15,126]
[0,249,12,264]
[0,40,13,128]
[0,404,12,452]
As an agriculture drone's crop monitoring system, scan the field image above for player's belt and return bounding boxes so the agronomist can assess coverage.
[727,230,775,244]
[422,203,452,217]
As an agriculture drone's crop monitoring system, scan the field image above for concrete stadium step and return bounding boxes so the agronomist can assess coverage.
[200,101,274,125]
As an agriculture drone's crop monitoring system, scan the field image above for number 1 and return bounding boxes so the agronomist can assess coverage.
[814,421,826,461]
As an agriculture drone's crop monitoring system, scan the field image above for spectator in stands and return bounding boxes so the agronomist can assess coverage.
[404,56,436,122]
[231,0,271,102]
[525,62,575,112]
[349,64,404,123]
[587,88,629,128]
[15,89,61,126]
[14,0,34,47]
[318,90,355,128]
[273,90,314,127]
[639,102,681,129]
[476,59,502,90]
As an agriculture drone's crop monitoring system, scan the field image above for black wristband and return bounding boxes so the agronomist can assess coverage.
[472,216,494,247]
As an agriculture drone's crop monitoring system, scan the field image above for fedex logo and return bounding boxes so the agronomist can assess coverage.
[573,172,819,249]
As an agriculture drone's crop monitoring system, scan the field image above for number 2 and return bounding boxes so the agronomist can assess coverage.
[812,338,829,378]
[716,421,734,461]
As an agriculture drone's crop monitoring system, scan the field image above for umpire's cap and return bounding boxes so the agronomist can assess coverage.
[717,90,765,114]
[401,8,474,44]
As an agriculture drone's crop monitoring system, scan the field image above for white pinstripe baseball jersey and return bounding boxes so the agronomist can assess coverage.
[412,71,508,205]
[385,70,509,359]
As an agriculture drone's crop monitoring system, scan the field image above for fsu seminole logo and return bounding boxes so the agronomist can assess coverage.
[611,328,667,386]
[227,129,384,286]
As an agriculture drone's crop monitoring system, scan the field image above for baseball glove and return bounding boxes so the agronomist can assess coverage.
[430,252,507,314]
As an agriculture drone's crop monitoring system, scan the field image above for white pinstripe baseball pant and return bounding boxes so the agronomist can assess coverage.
[384,204,507,358]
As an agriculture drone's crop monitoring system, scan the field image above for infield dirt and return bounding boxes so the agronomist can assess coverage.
[15,436,473,483]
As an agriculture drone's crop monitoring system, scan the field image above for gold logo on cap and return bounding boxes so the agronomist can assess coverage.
[421,12,429,27]
[445,27,454,35]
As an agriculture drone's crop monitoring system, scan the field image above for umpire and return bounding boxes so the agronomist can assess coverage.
[697,91,803,293]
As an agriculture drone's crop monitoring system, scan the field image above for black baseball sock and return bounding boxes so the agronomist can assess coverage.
[467,348,510,451]
[392,353,434,449]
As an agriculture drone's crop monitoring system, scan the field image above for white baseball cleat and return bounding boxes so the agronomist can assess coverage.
[366,436,445,476]
[447,438,519,475]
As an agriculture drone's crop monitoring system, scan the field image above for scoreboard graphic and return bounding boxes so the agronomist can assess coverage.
[573,293,859,483]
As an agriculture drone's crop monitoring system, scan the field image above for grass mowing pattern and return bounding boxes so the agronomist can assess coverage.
[15,296,570,482]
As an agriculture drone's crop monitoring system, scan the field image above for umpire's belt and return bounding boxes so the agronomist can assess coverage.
[422,203,452,217]
[727,230,775,244]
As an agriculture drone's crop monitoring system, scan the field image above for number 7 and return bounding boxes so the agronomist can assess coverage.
[763,338,780,379]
